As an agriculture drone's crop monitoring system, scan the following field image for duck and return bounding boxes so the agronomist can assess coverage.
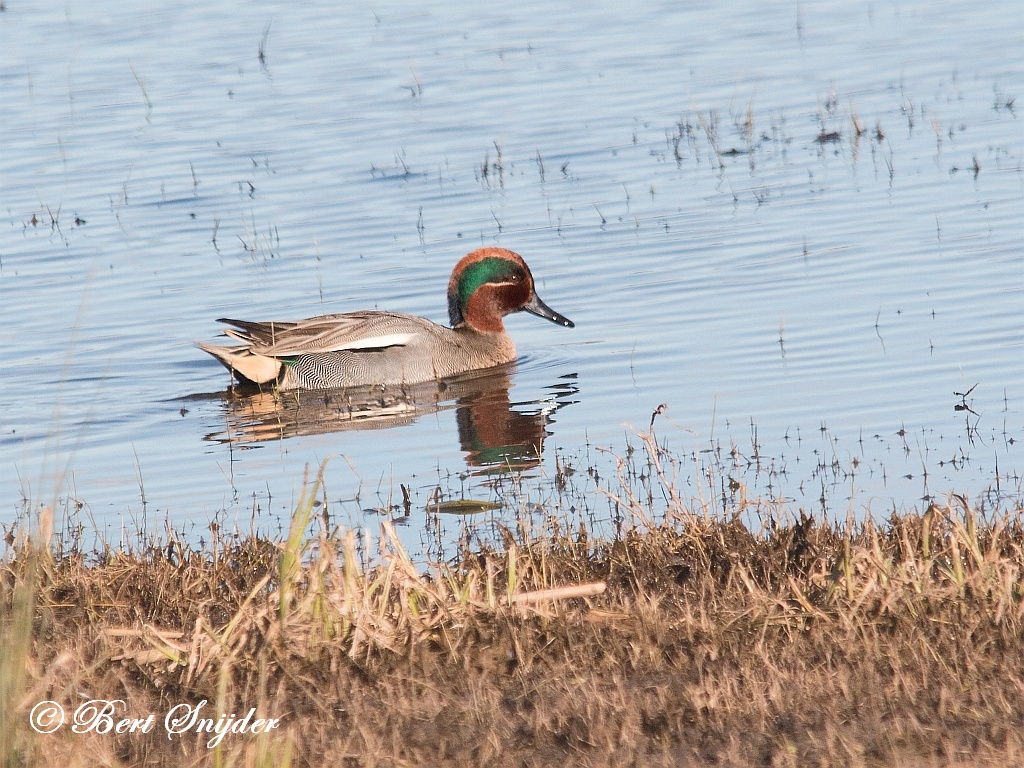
[198,247,574,390]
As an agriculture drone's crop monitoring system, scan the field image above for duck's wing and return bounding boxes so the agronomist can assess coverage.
[217,312,423,357]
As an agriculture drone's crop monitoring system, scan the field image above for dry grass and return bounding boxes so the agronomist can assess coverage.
[3,437,1024,767]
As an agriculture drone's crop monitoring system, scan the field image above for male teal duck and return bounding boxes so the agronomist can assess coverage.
[198,247,574,390]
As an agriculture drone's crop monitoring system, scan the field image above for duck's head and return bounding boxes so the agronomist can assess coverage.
[447,247,575,333]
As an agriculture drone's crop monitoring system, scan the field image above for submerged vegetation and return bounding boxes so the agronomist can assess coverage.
[3,434,1024,767]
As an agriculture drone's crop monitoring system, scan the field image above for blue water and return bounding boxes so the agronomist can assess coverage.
[2,0,1022,550]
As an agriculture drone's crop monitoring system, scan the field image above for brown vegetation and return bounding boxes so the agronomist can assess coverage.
[3,453,1024,767]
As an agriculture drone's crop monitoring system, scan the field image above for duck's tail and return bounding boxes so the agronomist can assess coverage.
[197,342,283,385]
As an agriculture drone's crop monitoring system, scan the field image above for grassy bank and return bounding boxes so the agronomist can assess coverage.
[3,454,1024,767]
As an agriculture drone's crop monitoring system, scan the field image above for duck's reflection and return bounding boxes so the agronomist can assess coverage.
[204,365,578,473]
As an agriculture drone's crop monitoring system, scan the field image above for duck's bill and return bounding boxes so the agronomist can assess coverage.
[523,293,575,328]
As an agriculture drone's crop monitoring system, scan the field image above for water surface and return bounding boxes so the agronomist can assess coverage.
[2,0,1022,551]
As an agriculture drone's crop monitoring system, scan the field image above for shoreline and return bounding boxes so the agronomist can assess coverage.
[4,474,1023,766]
